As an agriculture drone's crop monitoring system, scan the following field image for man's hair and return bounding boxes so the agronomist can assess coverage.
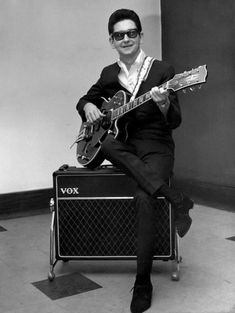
[108,9,142,35]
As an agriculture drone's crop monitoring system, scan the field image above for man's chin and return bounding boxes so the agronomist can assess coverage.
[120,47,136,55]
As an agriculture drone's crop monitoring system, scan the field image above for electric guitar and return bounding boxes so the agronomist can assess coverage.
[74,65,208,168]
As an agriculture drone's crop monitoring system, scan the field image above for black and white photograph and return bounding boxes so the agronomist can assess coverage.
[0,1,234,312]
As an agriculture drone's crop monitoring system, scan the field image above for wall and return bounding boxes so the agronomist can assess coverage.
[161,0,235,193]
[0,0,161,193]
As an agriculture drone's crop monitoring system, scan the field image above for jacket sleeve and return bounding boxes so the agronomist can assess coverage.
[167,90,181,129]
[76,70,106,122]
[161,65,182,129]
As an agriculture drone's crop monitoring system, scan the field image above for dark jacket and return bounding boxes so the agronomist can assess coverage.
[76,59,181,143]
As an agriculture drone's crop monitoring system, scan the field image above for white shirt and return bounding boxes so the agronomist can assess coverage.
[117,50,146,94]
[117,50,170,115]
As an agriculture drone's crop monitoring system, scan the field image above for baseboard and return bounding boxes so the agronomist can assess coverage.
[0,179,234,219]
[0,188,53,219]
[173,178,235,212]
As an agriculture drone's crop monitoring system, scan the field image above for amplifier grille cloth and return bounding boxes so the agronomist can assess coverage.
[56,198,172,257]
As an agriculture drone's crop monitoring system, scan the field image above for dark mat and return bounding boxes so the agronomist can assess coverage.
[226,236,235,242]
[32,272,102,300]
[0,225,7,232]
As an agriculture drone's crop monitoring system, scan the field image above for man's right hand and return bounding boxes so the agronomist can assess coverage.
[83,102,105,123]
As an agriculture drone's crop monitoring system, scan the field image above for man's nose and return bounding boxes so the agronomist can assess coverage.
[123,34,130,40]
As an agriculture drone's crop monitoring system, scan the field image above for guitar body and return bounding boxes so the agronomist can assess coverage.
[76,90,128,168]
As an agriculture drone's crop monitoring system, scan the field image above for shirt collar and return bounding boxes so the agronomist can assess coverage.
[117,49,146,73]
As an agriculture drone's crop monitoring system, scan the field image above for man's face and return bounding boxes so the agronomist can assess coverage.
[110,19,143,60]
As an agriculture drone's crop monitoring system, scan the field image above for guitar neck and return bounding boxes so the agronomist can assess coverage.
[110,64,208,121]
[111,82,167,121]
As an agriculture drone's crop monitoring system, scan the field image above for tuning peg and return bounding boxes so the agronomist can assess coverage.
[182,89,187,94]
[190,87,195,91]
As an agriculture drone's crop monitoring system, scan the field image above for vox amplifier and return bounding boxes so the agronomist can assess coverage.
[52,165,174,260]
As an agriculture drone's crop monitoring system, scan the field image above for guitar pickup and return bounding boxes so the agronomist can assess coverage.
[83,123,94,139]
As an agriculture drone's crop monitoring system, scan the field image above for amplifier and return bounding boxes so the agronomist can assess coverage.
[52,165,174,260]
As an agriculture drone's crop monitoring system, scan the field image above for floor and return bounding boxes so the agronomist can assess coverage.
[0,203,235,313]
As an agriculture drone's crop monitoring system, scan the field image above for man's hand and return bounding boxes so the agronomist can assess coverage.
[84,102,105,123]
[150,87,170,116]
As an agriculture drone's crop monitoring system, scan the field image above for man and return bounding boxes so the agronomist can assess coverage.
[76,9,193,313]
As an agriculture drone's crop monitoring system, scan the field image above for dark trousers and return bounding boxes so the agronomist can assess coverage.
[101,134,174,277]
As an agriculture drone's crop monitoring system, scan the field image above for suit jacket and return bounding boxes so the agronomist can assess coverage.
[76,59,181,144]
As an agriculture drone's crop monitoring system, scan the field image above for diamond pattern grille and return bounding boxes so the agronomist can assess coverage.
[56,198,173,258]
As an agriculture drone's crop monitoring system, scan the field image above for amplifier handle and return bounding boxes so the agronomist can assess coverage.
[58,164,69,171]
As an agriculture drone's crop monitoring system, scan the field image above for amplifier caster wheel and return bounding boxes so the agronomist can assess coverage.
[48,271,55,281]
[171,271,180,281]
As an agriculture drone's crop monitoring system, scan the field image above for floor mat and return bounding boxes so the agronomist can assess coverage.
[226,236,235,242]
[0,225,7,232]
[32,272,102,300]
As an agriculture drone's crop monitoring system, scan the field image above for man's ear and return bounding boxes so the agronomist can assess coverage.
[109,36,115,49]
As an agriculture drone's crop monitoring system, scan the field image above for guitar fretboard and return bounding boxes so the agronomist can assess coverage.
[110,80,168,121]
[111,91,152,121]
[109,64,207,121]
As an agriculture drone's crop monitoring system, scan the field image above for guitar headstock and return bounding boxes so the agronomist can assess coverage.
[167,65,208,93]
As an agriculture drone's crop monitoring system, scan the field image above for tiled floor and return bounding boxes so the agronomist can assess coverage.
[0,204,235,313]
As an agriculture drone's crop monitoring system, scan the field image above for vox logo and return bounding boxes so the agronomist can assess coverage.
[60,187,79,195]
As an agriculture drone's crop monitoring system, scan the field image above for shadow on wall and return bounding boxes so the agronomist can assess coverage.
[161,0,235,209]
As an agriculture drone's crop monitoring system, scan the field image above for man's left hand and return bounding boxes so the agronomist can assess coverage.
[150,87,170,116]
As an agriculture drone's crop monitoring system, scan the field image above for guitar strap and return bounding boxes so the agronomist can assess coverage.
[130,56,155,102]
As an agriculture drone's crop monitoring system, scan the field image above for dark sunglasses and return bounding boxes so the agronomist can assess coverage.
[111,29,139,41]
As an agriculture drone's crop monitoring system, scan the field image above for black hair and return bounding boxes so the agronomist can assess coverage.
[108,9,142,35]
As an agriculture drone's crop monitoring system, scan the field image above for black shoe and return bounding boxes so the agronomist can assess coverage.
[175,213,192,237]
[174,196,194,237]
[130,282,153,313]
